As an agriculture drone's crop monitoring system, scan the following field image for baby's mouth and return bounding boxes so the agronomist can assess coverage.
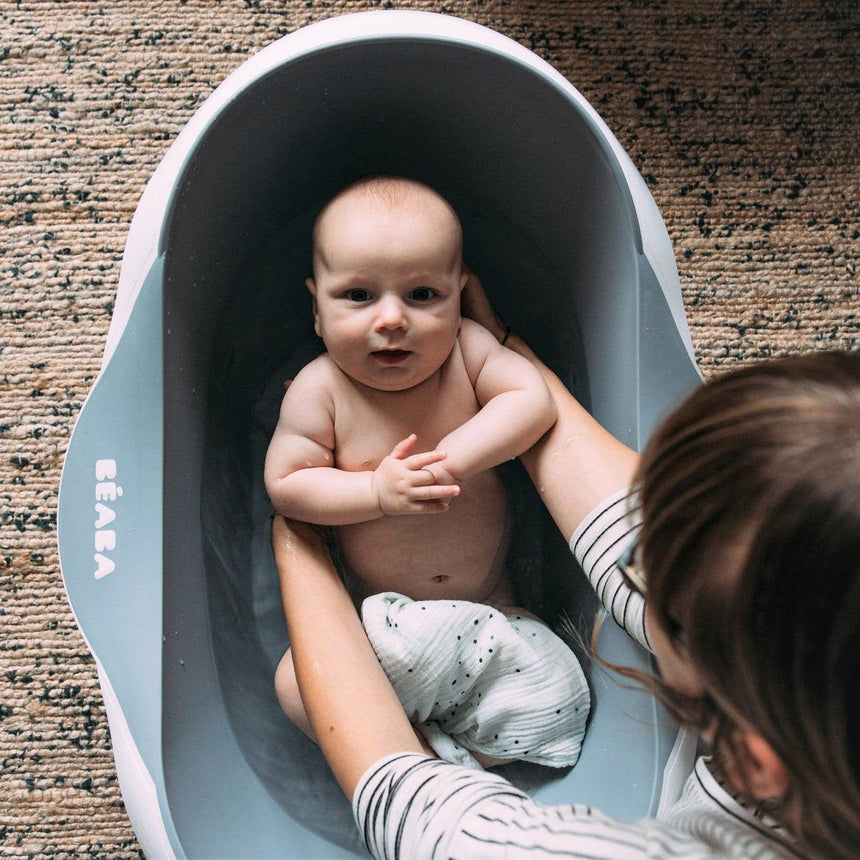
[371,349,412,366]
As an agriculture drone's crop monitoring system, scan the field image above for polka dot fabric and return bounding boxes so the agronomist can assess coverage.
[362,593,590,769]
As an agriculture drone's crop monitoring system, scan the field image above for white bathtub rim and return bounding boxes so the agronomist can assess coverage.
[52,576,182,860]
[105,9,691,367]
[62,14,694,849]
[96,663,181,859]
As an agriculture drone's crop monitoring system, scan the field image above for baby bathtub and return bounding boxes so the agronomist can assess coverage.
[58,11,702,858]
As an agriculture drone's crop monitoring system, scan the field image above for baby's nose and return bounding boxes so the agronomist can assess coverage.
[374,295,408,332]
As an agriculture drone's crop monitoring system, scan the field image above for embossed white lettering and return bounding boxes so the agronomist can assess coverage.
[94,460,121,579]
[94,554,115,580]
[94,503,116,529]
[94,530,116,552]
[95,459,117,480]
[95,481,124,502]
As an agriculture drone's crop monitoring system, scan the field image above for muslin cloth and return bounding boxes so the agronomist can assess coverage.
[362,592,590,770]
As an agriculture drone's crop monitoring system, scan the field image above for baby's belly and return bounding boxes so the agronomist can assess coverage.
[336,469,513,605]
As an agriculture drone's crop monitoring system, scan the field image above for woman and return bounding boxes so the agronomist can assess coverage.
[272,303,860,858]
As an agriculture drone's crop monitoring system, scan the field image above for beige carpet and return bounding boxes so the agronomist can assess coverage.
[1,0,857,855]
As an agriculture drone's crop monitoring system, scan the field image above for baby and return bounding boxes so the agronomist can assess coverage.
[265,176,590,769]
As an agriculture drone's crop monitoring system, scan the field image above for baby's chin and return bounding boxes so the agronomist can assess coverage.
[349,364,441,393]
[359,373,438,393]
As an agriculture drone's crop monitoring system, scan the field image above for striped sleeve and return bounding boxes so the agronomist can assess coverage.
[568,487,651,652]
[352,754,799,859]
[352,753,660,859]
[353,753,530,859]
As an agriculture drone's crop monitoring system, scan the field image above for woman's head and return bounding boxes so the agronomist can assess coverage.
[636,350,860,857]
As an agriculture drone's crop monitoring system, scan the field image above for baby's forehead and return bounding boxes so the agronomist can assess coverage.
[317,180,458,237]
[326,181,447,224]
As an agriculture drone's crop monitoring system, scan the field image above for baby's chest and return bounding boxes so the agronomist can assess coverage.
[333,380,479,472]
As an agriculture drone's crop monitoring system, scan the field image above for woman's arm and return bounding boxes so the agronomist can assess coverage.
[272,517,656,859]
[510,333,639,542]
[271,515,427,798]
[460,272,638,541]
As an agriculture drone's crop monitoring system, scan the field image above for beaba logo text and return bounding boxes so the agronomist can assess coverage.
[94,459,123,579]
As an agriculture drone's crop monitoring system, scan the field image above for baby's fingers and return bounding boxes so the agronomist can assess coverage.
[409,489,459,514]
[396,483,459,515]
[413,482,460,503]
[404,448,447,472]
[389,434,419,460]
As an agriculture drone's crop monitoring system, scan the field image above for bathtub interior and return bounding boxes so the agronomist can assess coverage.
[158,38,697,857]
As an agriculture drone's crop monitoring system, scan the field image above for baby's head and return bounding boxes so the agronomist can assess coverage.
[306,176,467,391]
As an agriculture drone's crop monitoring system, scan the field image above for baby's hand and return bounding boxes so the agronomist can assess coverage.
[373,435,460,516]
[422,460,460,488]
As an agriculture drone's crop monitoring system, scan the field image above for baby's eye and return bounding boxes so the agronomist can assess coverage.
[409,287,436,302]
[345,288,372,302]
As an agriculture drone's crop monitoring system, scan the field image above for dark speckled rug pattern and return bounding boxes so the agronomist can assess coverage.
[1,0,857,855]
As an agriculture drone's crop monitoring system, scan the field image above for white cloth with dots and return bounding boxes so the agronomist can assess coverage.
[361,592,590,770]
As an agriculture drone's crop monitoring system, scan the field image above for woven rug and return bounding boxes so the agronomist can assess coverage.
[1,0,857,855]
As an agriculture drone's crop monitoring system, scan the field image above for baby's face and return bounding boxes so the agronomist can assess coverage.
[308,192,466,391]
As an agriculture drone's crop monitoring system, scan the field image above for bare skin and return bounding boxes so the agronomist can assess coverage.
[273,272,794,815]
[265,181,555,748]
[270,337,523,749]
[298,343,515,604]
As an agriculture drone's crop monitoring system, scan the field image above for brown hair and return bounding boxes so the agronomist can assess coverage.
[634,351,860,858]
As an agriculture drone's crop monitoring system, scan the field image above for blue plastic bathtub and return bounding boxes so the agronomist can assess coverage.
[58,12,702,857]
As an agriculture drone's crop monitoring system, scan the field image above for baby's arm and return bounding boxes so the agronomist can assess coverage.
[431,319,557,482]
[264,360,459,525]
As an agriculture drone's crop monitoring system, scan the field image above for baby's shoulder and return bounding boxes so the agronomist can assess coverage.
[454,319,499,381]
[278,355,342,419]
[276,355,338,435]
[457,318,499,353]
[289,353,341,391]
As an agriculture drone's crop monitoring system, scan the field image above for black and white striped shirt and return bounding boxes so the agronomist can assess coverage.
[353,489,800,858]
